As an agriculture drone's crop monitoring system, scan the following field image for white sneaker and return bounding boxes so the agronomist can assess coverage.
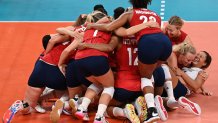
[134,96,147,122]
[35,103,46,113]
[74,106,90,121]
[124,104,140,123]
[154,95,168,121]
[178,96,201,115]
[143,107,160,123]
[94,114,108,123]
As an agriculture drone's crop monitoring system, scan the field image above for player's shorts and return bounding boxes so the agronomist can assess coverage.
[76,56,110,77]
[28,60,67,90]
[138,32,172,64]
[65,59,92,88]
[113,87,142,103]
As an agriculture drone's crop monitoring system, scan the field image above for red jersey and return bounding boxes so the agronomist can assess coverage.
[41,42,73,65]
[166,30,187,45]
[114,36,141,91]
[75,29,111,59]
[130,8,162,40]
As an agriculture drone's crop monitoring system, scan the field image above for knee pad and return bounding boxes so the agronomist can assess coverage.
[42,34,51,50]
[102,87,115,98]
[161,64,172,80]
[141,77,153,90]
[88,84,103,95]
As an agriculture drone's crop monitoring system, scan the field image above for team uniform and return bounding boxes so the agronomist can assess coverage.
[130,8,172,64]
[28,42,71,90]
[165,30,187,45]
[113,36,142,103]
[73,29,112,77]
[113,36,166,102]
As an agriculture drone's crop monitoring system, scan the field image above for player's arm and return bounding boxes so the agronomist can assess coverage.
[184,35,194,46]
[58,31,84,75]
[87,12,130,31]
[200,86,212,96]
[167,52,178,69]
[45,34,69,54]
[78,35,119,52]
[114,21,159,37]
[175,69,208,91]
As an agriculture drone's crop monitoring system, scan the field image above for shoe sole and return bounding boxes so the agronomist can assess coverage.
[135,96,147,122]
[124,104,140,123]
[178,97,201,115]
[155,96,168,121]
[69,99,77,115]
[3,100,22,123]
[50,100,64,123]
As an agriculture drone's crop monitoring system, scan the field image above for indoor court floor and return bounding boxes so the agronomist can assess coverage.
[0,0,218,123]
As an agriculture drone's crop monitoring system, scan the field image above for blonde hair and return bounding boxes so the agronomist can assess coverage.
[85,11,106,23]
[174,43,196,55]
[168,16,184,27]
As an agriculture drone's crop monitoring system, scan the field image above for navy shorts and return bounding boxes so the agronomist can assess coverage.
[153,66,165,87]
[138,32,172,64]
[76,56,110,77]
[65,60,92,88]
[28,60,67,90]
[113,88,142,103]
[161,80,188,99]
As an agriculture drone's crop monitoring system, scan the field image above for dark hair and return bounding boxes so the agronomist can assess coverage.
[42,35,51,49]
[201,51,212,69]
[74,14,87,27]
[94,4,104,10]
[94,4,108,15]
[129,0,152,8]
[113,7,125,19]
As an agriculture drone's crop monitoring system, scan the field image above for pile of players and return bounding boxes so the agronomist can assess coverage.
[4,1,212,123]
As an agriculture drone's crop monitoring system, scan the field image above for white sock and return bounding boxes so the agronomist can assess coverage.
[113,107,125,117]
[164,81,175,100]
[96,104,107,117]
[60,94,69,102]
[80,97,91,110]
[144,93,155,108]
[167,99,179,109]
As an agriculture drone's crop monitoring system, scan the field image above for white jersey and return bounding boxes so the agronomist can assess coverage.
[182,67,202,80]
[182,67,202,95]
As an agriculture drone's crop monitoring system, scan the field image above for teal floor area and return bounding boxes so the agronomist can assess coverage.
[0,0,218,21]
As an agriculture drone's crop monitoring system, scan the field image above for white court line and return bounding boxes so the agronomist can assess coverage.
[161,1,166,4]
[160,0,166,28]
[161,5,165,8]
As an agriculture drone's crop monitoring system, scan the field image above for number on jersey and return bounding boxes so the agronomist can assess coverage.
[140,15,156,23]
[93,30,99,37]
[127,48,138,66]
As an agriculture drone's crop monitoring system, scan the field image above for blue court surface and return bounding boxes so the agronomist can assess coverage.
[0,0,218,21]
